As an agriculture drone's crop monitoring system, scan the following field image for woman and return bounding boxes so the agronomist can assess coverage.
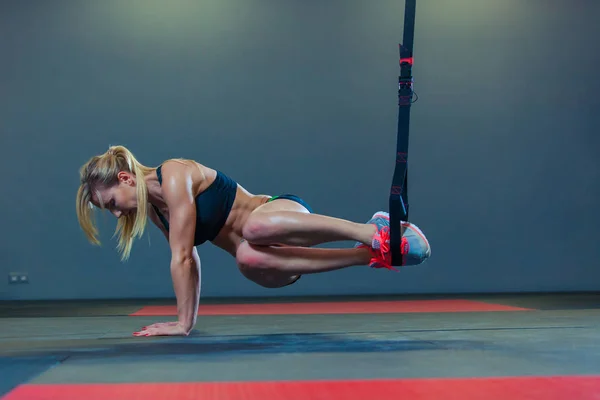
[76,145,431,337]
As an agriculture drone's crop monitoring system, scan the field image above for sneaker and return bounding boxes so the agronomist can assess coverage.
[356,211,430,269]
[400,220,431,266]
[355,211,394,270]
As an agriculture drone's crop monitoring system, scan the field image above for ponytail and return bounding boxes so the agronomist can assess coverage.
[76,145,155,261]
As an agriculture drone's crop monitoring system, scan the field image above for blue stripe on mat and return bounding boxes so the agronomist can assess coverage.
[0,356,65,397]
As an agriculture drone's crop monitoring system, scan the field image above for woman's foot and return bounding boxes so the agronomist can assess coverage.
[356,211,431,269]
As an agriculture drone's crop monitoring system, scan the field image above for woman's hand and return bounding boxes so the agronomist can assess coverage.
[133,321,190,337]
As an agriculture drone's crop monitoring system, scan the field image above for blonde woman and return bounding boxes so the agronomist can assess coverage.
[76,145,431,337]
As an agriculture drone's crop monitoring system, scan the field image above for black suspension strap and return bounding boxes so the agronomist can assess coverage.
[389,0,417,267]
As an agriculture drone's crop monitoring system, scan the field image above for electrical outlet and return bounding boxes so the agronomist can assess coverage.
[8,272,29,284]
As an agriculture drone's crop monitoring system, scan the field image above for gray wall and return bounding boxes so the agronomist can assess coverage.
[1,0,599,301]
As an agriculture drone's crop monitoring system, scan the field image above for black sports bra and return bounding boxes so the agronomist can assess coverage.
[152,166,237,245]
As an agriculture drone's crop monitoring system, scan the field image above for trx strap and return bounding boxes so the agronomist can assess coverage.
[389,0,417,267]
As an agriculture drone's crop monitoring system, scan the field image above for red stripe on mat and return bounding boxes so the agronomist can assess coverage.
[130,300,531,316]
[6,376,600,400]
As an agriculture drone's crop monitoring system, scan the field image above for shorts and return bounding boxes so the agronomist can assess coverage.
[267,193,313,213]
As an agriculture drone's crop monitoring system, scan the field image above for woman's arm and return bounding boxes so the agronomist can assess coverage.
[170,246,201,333]
[157,161,202,334]
[133,172,202,337]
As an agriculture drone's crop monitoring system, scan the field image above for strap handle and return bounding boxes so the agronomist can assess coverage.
[390,0,417,267]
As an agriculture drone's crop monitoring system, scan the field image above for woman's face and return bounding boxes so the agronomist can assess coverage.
[91,172,138,218]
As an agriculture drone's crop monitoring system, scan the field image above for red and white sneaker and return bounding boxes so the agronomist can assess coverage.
[356,211,431,270]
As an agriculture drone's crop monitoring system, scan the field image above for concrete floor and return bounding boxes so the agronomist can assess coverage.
[1,292,600,399]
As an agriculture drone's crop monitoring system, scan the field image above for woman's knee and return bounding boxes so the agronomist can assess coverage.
[236,241,298,288]
[236,240,273,270]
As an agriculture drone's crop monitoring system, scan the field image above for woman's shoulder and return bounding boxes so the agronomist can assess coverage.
[160,158,207,174]
[158,158,214,191]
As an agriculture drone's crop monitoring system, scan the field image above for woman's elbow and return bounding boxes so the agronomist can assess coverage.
[171,250,196,269]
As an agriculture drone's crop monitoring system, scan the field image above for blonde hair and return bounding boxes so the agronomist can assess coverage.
[76,145,155,261]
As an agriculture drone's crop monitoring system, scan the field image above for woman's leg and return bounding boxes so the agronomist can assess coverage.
[238,240,373,274]
[235,196,430,287]
[242,199,382,247]
[235,198,399,288]
[236,240,376,288]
